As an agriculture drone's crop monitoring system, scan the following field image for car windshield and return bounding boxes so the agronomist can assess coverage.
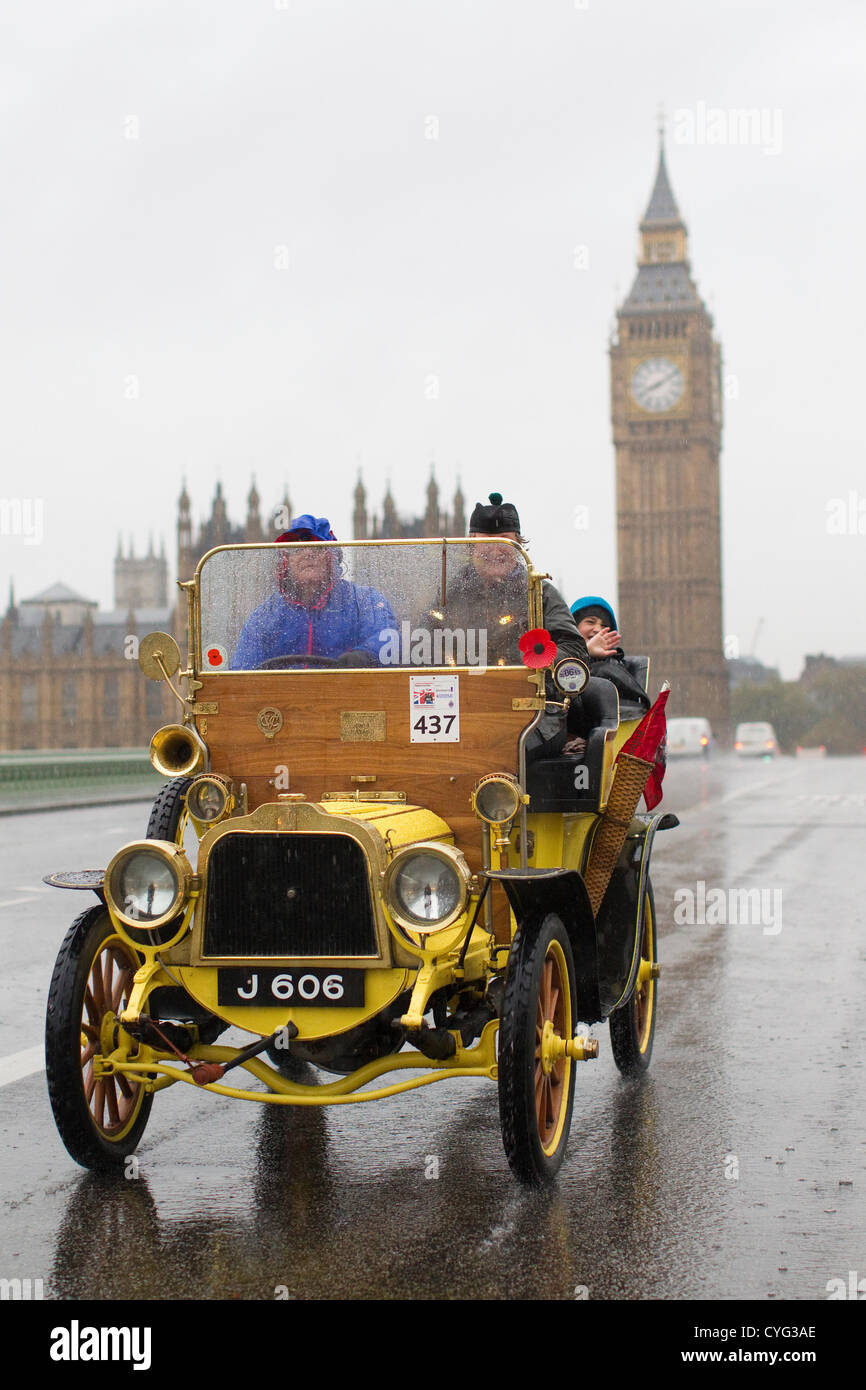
[197,539,531,673]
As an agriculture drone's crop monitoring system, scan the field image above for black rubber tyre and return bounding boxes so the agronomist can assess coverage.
[45,905,153,1170]
[145,776,192,843]
[498,912,578,1185]
[609,881,657,1075]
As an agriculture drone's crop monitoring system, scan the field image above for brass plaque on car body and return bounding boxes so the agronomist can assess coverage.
[341,711,386,742]
[257,707,283,739]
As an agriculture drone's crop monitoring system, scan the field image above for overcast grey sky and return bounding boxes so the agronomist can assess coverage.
[2,0,864,678]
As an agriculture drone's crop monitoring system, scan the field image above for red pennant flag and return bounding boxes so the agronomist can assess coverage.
[618,682,670,811]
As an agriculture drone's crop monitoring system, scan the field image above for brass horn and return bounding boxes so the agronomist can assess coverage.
[149,723,208,778]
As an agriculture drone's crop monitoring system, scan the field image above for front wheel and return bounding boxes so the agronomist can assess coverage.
[498,912,578,1184]
[146,775,192,843]
[609,881,657,1075]
[45,905,153,1169]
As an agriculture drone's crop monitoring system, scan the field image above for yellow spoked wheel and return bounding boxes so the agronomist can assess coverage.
[609,880,657,1075]
[46,906,153,1169]
[498,913,578,1184]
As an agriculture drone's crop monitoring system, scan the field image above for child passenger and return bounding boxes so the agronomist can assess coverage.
[569,596,651,711]
[561,596,650,756]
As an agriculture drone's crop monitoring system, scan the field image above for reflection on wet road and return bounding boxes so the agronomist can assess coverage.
[1,756,864,1300]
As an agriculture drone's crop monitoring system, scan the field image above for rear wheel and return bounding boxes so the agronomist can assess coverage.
[498,912,577,1184]
[45,905,153,1169]
[609,881,657,1075]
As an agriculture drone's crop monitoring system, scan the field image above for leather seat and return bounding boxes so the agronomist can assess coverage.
[622,654,649,690]
[526,677,620,812]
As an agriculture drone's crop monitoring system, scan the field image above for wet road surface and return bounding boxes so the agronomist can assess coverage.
[1,755,865,1302]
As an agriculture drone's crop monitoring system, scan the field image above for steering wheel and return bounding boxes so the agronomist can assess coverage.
[257,654,337,670]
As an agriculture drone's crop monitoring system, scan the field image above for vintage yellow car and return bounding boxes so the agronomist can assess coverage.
[45,536,675,1183]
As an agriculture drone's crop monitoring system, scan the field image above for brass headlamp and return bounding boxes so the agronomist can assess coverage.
[471,773,523,826]
[384,843,472,936]
[104,840,194,949]
[185,774,234,827]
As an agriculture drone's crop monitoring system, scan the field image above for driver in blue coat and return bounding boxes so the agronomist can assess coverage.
[231,515,397,669]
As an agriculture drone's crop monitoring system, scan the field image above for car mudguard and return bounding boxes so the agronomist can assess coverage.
[483,867,603,1023]
[599,810,679,1015]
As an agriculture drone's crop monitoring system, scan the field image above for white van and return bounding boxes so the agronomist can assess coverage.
[734,722,780,756]
[667,717,714,758]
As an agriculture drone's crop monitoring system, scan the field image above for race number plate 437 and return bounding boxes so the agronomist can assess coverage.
[410,674,460,743]
[218,967,364,1007]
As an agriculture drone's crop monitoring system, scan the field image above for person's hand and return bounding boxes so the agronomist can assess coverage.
[562,735,586,756]
[587,627,620,658]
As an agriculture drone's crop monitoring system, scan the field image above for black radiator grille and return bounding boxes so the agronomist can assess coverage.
[202,833,378,957]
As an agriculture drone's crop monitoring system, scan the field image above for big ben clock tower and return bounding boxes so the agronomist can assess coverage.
[610,132,730,733]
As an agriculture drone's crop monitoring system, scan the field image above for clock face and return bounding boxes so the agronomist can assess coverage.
[630,357,685,413]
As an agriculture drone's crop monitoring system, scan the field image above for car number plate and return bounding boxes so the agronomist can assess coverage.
[217,967,364,1008]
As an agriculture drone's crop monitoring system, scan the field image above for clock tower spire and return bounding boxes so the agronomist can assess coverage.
[610,134,730,732]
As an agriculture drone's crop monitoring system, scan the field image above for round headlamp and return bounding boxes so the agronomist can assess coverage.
[186,774,233,825]
[472,774,522,826]
[384,844,471,935]
[105,841,192,939]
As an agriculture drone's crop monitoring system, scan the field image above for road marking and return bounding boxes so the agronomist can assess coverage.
[714,767,803,806]
[0,896,40,909]
[673,768,800,819]
[0,1046,44,1087]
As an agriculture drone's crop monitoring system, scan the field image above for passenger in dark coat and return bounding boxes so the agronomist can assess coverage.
[428,493,587,763]
[432,493,588,668]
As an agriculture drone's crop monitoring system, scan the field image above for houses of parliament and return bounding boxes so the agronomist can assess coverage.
[0,475,467,750]
[0,135,730,750]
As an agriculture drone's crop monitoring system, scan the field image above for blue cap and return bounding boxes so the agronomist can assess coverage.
[570,595,617,629]
[277,515,336,542]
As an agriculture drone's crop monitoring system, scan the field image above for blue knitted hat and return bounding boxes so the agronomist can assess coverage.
[570,595,617,630]
[277,514,336,542]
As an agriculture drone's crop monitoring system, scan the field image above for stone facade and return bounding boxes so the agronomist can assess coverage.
[0,598,174,751]
[1,474,465,750]
[352,472,465,539]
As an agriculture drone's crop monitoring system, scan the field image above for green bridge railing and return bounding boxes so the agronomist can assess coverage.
[0,749,163,809]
